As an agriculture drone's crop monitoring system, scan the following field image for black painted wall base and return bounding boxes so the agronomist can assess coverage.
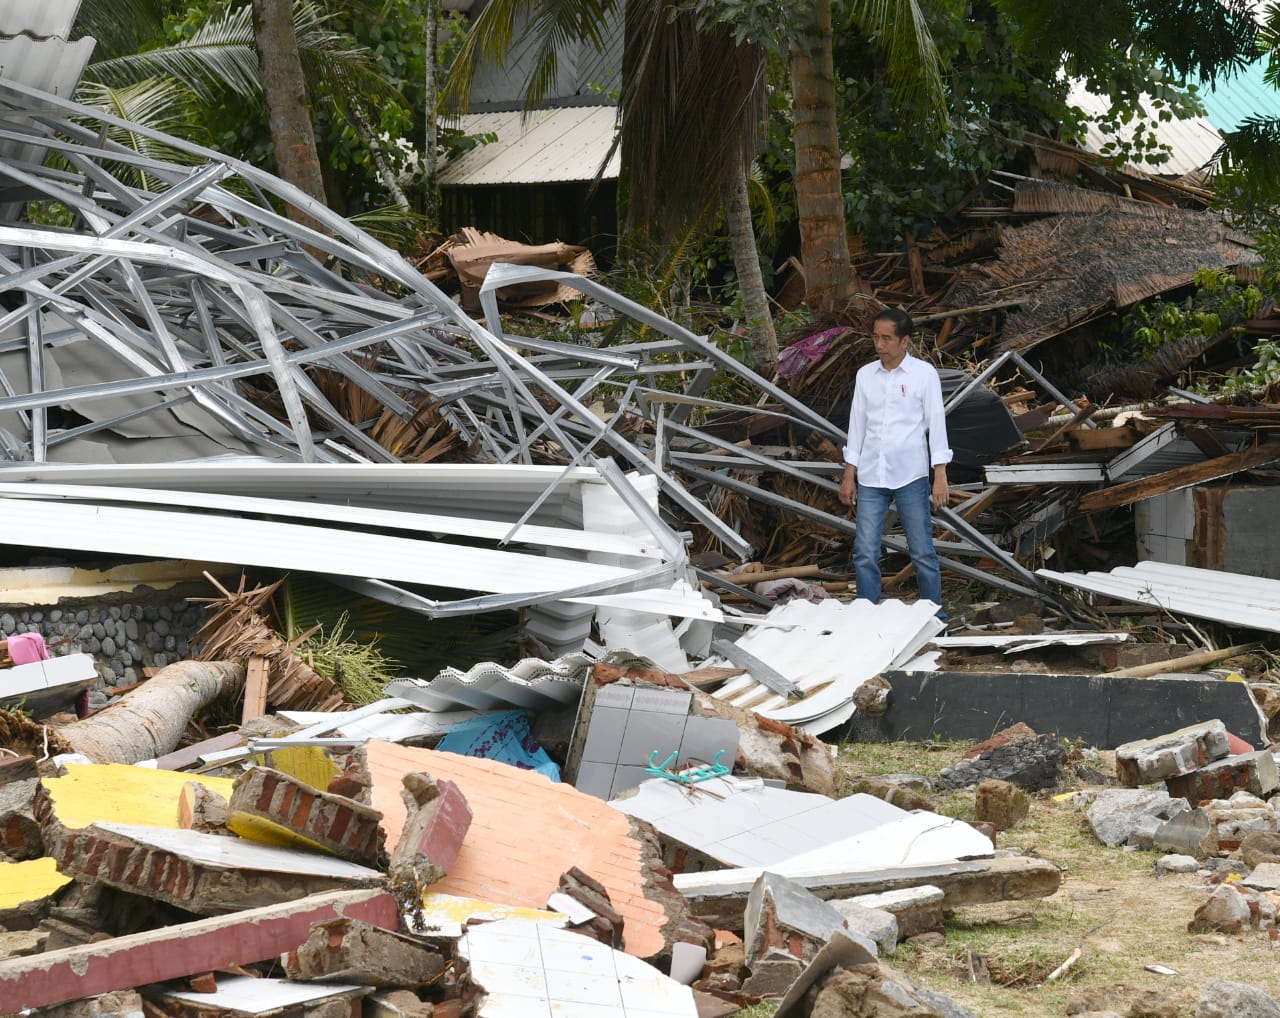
[843,670,1268,749]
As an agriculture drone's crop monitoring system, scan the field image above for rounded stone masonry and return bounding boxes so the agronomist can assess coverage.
[0,586,208,699]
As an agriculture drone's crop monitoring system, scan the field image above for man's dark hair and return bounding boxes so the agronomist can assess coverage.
[873,307,914,340]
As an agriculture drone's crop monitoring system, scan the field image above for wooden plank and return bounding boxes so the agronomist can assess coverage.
[1067,424,1139,452]
[905,232,926,296]
[242,655,270,725]
[1078,440,1280,512]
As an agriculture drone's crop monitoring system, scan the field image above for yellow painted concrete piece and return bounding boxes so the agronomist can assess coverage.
[419,891,564,926]
[271,745,341,791]
[0,858,72,909]
[44,764,236,830]
[226,812,338,856]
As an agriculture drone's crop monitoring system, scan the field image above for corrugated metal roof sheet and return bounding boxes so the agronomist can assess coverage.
[1068,82,1224,175]
[0,0,81,39]
[1199,59,1280,132]
[0,35,94,100]
[439,106,619,186]
[1038,560,1280,633]
[706,599,943,733]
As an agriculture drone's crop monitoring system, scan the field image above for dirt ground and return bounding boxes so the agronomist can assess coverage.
[738,739,1280,1018]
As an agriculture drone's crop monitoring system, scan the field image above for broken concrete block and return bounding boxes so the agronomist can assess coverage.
[30,989,145,1018]
[974,778,1029,832]
[828,900,898,956]
[39,799,385,916]
[0,777,41,860]
[740,949,805,997]
[228,765,385,867]
[1243,831,1280,868]
[1086,788,1189,847]
[839,885,945,938]
[365,989,435,1018]
[283,917,445,986]
[0,858,73,927]
[689,692,837,796]
[1167,751,1280,803]
[388,773,472,891]
[555,866,624,948]
[179,781,229,834]
[677,855,1061,933]
[1189,884,1257,934]
[846,776,936,812]
[1243,862,1280,891]
[0,929,49,958]
[0,887,398,1013]
[744,872,852,968]
[1151,807,1217,857]
[1203,797,1278,852]
[1114,720,1231,787]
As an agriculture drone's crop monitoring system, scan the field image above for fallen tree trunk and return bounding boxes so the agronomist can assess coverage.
[56,660,245,764]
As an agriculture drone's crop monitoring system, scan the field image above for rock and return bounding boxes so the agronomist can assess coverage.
[1197,978,1280,1018]
[1243,862,1280,891]
[1188,884,1253,934]
[1242,831,1280,868]
[847,776,936,812]
[938,733,1064,791]
[807,961,979,1018]
[829,900,898,956]
[852,675,891,715]
[1155,854,1200,875]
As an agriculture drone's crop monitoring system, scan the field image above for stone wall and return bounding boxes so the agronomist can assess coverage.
[1,588,207,710]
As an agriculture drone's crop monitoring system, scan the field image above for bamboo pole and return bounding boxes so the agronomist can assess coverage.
[1102,642,1259,679]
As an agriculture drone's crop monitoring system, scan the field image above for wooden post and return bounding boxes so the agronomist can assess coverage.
[242,655,270,724]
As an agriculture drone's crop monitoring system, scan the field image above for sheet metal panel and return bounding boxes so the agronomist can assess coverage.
[1067,81,1224,175]
[1038,560,1280,634]
[0,496,648,595]
[0,0,82,38]
[706,599,944,732]
[439,106,620,185]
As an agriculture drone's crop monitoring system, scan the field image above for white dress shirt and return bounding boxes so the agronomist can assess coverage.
[843,353,952,489]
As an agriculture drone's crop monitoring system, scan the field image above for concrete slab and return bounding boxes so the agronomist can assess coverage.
[46,822,384,915]
[853,670,1268,749]
[0,858,71,917]
[39,763,236,830]
[0,888,397,1013]
[744,872,852,964]
[0,653,97,718]
[155,975,369,1017]
[675,855,1062,932]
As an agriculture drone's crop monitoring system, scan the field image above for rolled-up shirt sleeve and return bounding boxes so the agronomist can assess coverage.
[923,368,953,468]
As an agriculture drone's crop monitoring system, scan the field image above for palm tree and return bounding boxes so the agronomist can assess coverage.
[790,0,945,315]
[74,0,406,218]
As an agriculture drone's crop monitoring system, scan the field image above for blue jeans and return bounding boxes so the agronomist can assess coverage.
[853,475,945,618]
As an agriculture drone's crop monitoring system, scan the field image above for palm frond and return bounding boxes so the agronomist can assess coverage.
[621,0,767,249]
[72,78,208,165]
[348,204,433,247]
[72,0,171,58]
[849,0,946,132]
[442,0,618,112]
[86,3,261,103]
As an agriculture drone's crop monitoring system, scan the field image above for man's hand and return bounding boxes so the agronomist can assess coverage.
[839,465,857,508]
[931,470,949,510]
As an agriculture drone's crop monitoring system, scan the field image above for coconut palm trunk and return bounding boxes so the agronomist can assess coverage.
[790,0,850,315]
[57,660,246,764]
[724,163,777,372]
[251,0,329,222]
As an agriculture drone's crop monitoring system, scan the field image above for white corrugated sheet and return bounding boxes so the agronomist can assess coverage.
[439,106,620,186]
[1068,81,1224,175]
[706,599,944,733]
[1038,560,1280,634]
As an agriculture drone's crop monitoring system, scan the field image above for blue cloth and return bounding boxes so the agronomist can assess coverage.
[853,475,945,619]
[435,709,561,782]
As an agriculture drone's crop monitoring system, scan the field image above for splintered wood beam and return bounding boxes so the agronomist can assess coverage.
[1078,440,1280,512]
[242,654,270,724]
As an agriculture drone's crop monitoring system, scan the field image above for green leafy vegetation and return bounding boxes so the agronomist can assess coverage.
[295,613,402,706]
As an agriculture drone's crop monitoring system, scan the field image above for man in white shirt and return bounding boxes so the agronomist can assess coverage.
[838,309,952,618]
